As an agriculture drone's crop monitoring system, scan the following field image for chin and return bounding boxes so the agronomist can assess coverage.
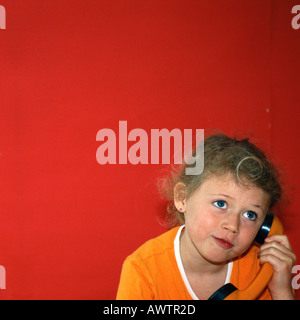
[201,251,232,265]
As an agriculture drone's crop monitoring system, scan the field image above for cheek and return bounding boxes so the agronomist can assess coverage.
[237,225,260,250]
[185,209,219,238]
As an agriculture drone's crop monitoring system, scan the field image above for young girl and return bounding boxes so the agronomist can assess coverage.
[116,134,296,300]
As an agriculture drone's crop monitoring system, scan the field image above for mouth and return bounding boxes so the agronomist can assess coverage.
[213,236,233,249]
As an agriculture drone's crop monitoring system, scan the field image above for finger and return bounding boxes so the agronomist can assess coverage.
[259,251,281,266]
[259,246,296,267]
[259,252,295,274]
[264,234,292,249]
[261,241,294,257]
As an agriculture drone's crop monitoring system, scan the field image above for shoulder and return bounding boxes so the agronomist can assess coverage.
[117,227,183,299]
[126,226,181,264]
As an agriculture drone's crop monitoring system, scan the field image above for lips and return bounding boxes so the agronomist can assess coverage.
[213,236,233,249]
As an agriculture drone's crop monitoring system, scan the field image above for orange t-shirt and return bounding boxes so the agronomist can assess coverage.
[116,226,272,300]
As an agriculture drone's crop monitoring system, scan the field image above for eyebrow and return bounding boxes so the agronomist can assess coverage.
[210,193,234,200]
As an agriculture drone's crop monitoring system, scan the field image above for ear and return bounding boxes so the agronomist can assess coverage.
[173,182,187,213]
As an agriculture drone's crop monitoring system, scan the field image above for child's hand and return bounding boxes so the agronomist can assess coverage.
[259,234,296,300]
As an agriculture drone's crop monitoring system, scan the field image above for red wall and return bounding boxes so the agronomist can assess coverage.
[0,0,299,299]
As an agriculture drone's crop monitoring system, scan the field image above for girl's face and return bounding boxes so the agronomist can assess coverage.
[178,174,270,265]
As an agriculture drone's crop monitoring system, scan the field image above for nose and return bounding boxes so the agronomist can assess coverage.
[222,213,240,234]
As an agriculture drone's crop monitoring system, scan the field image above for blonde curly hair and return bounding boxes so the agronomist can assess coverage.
[159,133,282,227]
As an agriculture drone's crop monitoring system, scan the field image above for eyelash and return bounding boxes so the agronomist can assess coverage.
[242,211,258,221]
[213,200,227,209]
[212,200,258,221]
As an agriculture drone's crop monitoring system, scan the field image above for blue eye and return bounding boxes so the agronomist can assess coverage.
[213,200,227,209]
[242,211,257,221]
